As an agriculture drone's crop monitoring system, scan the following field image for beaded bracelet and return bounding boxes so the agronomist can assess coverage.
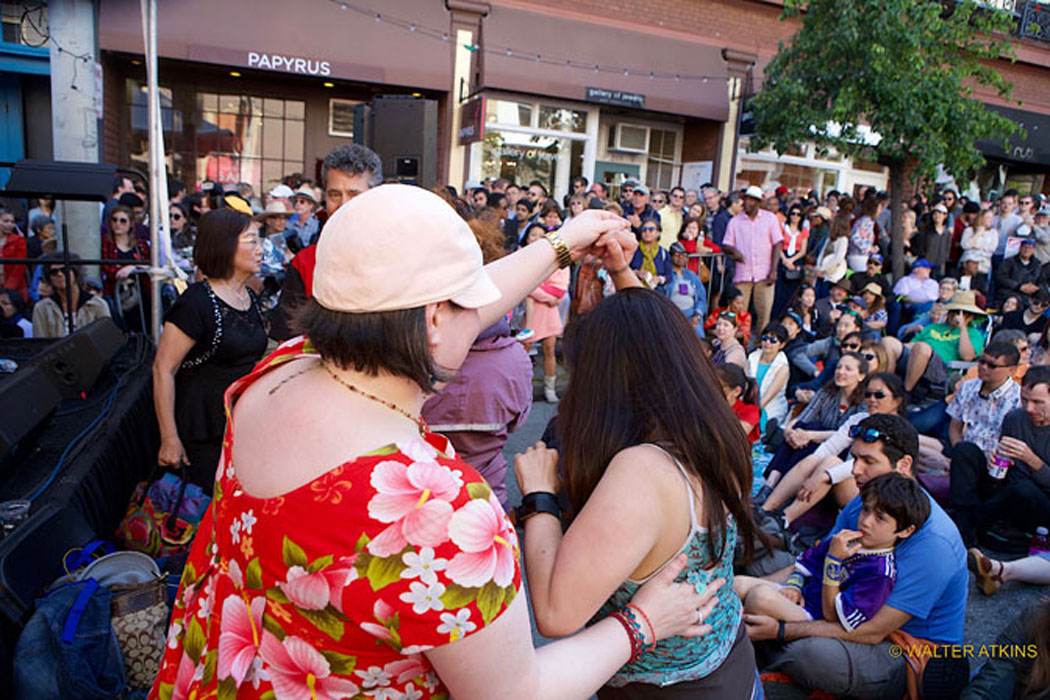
[625,604,657,652]
[608,610,645,663]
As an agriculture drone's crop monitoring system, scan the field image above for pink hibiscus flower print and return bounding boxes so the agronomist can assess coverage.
[446,495,517,588]
[366,460,462,557]
[259,632,360,700]
[217,594,265,684]
[278,556,358,612]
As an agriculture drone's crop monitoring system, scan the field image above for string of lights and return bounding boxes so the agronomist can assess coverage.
[324,0,730,85]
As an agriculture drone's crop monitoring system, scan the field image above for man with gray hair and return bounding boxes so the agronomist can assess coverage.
[271,144,383,340]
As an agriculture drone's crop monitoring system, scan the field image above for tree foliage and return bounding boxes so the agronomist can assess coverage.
[749,0,1019,185]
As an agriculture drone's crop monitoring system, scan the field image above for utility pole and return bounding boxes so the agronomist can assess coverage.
[48,0,101,266]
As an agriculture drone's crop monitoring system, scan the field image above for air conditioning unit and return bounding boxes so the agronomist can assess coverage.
[611,123,650,154]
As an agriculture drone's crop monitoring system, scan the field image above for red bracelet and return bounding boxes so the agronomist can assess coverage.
[626,604,657,651]
[608,610,643,664]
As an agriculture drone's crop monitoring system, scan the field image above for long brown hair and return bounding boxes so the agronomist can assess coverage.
[558,288,760,561]
[1025,599,1050,697]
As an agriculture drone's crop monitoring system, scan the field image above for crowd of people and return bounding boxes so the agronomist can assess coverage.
[3,141,1049,699]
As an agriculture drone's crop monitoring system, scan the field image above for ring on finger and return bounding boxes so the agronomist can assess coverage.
[695,609,703,624]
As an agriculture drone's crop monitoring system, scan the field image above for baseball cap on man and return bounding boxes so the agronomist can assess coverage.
[313,184,501,313]
[632,185,650,196]
[912,258,936,270]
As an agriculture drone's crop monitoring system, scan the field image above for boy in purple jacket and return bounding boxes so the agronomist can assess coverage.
[736,473,930,631]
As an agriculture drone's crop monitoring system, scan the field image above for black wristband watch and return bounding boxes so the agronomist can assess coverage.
[516,491,561,527]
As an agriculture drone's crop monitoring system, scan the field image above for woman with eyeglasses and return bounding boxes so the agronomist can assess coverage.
[747,323,790,434]
[757,372,904,525]
[31,253,111,338]
[771,206,809,321]
[629,220,672,289]
[757,352,869,499]
[169,202,195,250]
[153,208,268,488]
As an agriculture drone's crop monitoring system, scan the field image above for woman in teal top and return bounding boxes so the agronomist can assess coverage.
[515,284,764,699]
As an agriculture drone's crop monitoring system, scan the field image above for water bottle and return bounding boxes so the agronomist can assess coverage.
[988,455,1011,480]
[1030,526,1050,557]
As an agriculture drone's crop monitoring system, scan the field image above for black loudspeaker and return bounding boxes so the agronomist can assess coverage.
[26,318,125,399]
[0,366,62,461]
[369,96,438,189]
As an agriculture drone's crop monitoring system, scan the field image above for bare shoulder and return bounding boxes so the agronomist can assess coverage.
[604,444,682,486]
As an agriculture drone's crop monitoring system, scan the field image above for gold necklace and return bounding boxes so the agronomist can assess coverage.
[267,361,428,437]
[325,364,429,437]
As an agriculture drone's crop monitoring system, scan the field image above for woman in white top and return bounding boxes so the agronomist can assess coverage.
[746,323,790,432]
[960,208,999,274]
[816,215,849,286]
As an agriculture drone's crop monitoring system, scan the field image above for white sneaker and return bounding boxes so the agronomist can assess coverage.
[543,376,559,403]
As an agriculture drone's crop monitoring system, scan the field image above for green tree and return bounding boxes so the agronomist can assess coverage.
[749,0,1019,278]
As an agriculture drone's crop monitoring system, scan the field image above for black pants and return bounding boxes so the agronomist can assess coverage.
[949,441,1050,545]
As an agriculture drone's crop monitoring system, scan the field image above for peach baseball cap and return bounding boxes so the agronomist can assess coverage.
[313,184,501,312]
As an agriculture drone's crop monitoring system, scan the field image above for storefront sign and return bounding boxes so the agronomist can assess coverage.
[501,146,557,162]
[459,96,485,145]
[977,104,1050,167]
[247,51,331,76]
[585,87,645,109]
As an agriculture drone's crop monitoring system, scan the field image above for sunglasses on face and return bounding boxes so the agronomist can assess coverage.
[842,343,861,351]
[865,390,888,399]
[170,213,183,220]
[761,334,781,343]
[48,268,70,276]
[641,226,658,232]
[112,217,129,224]
[862,352,877,361]
[671,193,683,199]
[789,211,802,217]
[977,357,1012,369]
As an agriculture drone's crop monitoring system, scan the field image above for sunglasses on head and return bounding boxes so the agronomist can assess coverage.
[719,311,737,320]
[849,425,900,450]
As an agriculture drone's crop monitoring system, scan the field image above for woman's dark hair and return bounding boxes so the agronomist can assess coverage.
[721,284,744,308]
[522,223,548,246]
[558,288,760,561]
[194,208,252,279]
[791,284,816,318]
[678,216,706,238]
[717,362,758,405]
[862,286,885,314]
[760,323,788,345]
[0,288,24,317]
[539,200,563,221]
[859,196,880,219]
[1025,599,1050,697]
[298,299,448,393]
[169,201,190,227]
[866,372,907,415]
[823,351,869,406]
[39,252,83,288]
[829,196,854,240]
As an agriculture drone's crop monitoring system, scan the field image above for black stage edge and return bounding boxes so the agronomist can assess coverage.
[0,334,156,694]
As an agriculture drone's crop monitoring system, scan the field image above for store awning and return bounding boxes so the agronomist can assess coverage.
[98,0,450,91]
[977,104,1050,167]
[482,7,730,121]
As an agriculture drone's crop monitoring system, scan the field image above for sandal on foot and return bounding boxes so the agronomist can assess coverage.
[967,547,1003,596]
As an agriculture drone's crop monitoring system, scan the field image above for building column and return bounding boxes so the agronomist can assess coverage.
[446,1,489,192]
[714,49,756,193]
[49,0,101,263]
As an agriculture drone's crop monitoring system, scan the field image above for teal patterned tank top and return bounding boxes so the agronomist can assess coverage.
[594,445,742,688]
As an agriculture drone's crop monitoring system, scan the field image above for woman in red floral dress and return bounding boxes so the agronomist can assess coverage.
[150,185,722,700]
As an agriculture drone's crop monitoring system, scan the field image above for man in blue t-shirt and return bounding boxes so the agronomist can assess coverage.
[745,414,968,698]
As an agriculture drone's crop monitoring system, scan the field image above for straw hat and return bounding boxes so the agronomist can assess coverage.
[860,282,884,298]
[945,290,986,316]
[254,201,293,221]
[292,184,317,202]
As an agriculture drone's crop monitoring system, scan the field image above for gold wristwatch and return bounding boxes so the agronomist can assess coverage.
[543,230,572,269]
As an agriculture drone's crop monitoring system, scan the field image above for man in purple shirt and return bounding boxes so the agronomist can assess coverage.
[721,185,783,340]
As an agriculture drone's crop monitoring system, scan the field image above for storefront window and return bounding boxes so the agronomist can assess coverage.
[128,79,305,196]
[196,91,305,192]
[538,106,587,133]
[647,128,679,191]
[486,99,532,128]
[481,129,583,197]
